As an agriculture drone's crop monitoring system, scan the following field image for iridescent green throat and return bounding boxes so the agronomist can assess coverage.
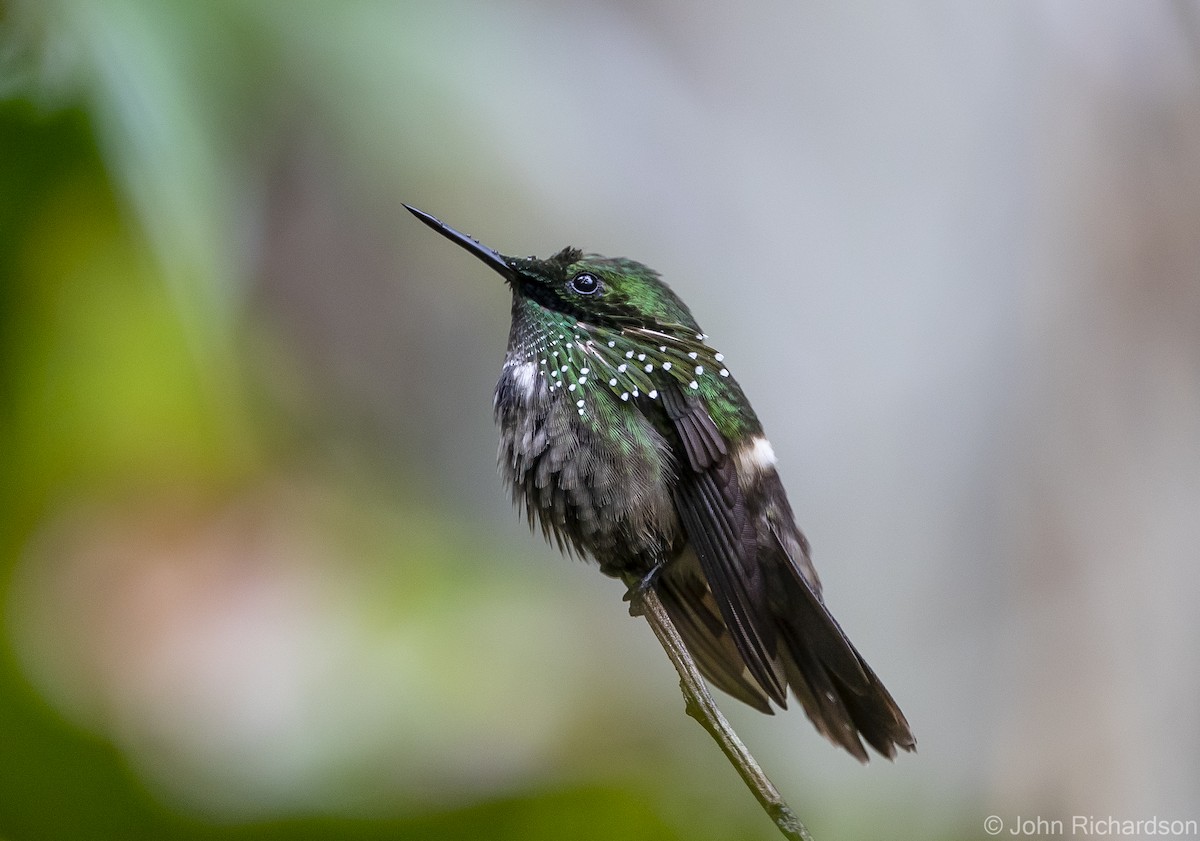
[507,296,756,439]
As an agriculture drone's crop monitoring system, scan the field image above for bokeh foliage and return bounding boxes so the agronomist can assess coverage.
[6,2,1199,839]
[0,6,782,840]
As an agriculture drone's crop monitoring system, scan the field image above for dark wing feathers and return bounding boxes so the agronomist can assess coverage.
[659,383,915,761]
[660,385,726,471]
[656,562,774,713]
[674,474,787,705]
[662,385,788,706]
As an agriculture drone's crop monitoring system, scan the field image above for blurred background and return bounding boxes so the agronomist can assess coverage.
[2,2,1199,839]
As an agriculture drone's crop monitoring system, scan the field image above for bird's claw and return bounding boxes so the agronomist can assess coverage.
[623,561,666,617]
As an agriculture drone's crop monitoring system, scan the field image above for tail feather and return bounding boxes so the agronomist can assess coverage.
[777,593,915,760]
[781,640,870,761]
[656,540,915,761]
[657,557,774,714]
[775,553,916,761]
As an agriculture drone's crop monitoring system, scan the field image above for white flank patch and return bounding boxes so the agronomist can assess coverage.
[507,361,540,398]
[735,436,778,477]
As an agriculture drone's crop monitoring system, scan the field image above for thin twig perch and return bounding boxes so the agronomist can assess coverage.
[633,587,815,841]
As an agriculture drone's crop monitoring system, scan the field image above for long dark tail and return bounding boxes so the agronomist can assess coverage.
[654,383,913,760]
[657,546,915,762]
[771,553,915,761]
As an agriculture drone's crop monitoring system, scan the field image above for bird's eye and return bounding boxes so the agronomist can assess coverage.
[568,272,602,296]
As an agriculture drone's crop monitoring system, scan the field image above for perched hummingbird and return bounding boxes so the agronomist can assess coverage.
[405,205,915,761]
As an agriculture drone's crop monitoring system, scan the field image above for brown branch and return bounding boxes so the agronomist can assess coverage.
[633,587,815,841]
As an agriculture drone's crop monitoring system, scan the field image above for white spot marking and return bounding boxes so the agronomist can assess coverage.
[568,383,576,392]
[644,363,653,372]
[617,363,627,373]
[662,362,672,371]
[576,399,585,408]
[658,345,667,352]
[689,380,699,389]
[735,436,778,477]
[719,368,730,377]
[688,351,698,359]
[695,365,704,375]
[714,353,724,362]
[507,361,539,398]
[648,389,658,399]
[637,353,646,361]
[580,367,590,375]
[609,378,618,386]
[578,376,588,385]
[620,392,630,401]
[607,340,616,348]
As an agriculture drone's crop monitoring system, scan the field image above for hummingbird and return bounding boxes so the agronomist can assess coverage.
[404,204,915,761]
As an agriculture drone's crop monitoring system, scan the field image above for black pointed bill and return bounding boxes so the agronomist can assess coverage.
[403,204,516,282]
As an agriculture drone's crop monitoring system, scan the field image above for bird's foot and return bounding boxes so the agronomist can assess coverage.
[623,561,667,617]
